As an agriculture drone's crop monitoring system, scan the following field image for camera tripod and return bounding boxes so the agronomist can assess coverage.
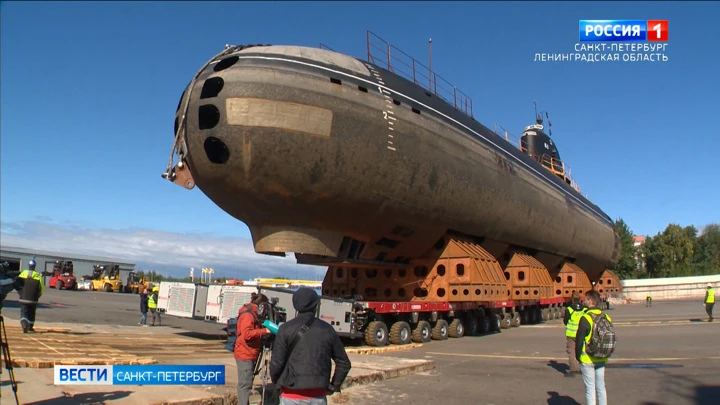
[253,342,276,405]
[0,315,20,405]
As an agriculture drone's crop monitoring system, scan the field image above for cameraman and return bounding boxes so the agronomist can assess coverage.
[234,292,272,405]
[270,287,351,405]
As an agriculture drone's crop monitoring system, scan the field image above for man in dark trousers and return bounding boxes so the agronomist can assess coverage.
[705,283,715,322]
[270,287,352,405]
[139,289,149,326]
[148,286,161,326]
[563,292,585,377]
[14,260,45,333]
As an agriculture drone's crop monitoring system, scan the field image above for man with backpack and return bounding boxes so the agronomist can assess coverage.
[233,293,272,405]
[270,287,351,405]
[575,289,616,405]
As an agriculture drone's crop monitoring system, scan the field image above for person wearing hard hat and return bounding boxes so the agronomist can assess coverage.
[14,260,45,333]
[147,285,162,326]
[704,283,715,322]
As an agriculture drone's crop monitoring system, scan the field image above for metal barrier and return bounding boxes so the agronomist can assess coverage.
[166,283,196,318]
[366,31,474,118]
[217,285,258,324]
[204,284,224,321]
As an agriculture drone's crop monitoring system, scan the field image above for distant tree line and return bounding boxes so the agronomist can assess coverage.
[133,270,293,284]
[611,219,720,279]
[135,270,192,283]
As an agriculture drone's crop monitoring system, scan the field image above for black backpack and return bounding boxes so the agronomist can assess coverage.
[226,304,259,352]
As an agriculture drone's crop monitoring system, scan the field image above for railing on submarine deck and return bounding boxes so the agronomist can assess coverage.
[493,122,585,197]
[366,31,474,118]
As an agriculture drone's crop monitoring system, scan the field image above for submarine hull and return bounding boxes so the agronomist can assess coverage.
[175,46,620,280]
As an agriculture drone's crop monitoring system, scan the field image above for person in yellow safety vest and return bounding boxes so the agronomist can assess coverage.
[646,294,652,307]
[704,283,715,322]
[563,292,585,377]
[147,286,162,326]
[575,290,609,405]
[14,260,45,333]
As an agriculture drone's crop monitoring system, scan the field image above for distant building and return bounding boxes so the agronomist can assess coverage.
[0,245,135,287]
[633,235,646,271]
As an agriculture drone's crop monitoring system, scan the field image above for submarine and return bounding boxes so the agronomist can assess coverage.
[162,32,621,282]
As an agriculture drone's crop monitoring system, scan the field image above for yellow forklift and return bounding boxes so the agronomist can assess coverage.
[84,264,124,292]
[124,271,152,293]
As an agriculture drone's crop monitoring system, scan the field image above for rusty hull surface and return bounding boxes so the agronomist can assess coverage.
[173,45,620,281]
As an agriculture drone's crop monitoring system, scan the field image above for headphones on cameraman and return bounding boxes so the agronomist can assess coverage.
[257,302,271,320]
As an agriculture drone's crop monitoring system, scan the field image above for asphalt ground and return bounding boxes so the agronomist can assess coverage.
[1,289,718,405]
[1,287,228,338]
[339,300,720,405]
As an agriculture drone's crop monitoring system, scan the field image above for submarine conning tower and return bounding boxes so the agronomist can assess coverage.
[519,115,571,186]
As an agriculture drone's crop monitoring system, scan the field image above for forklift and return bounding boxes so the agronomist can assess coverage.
[124,271,152,293]
[49,260,77,290]
[84,264,123,292]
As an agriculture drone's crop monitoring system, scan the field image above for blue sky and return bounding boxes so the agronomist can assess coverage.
[2,1,718,277]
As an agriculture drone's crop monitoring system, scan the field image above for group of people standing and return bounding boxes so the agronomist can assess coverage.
[563,290,610,405]
[139,285,161,326]
[563,284,716,405]
[231,287,351,405]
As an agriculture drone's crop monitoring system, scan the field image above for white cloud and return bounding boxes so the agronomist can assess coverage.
[0,220,328,280]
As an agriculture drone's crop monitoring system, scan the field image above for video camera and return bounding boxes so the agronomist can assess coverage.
[0,262,17,311]
[258,297,287,323]
[257,297,287,347]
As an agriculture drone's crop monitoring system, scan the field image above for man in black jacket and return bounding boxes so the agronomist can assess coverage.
[270,288,351,404]
[14,260,45,333]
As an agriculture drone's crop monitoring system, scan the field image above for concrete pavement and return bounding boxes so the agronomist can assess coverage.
[2,353,433,405]
[0,314,433,405]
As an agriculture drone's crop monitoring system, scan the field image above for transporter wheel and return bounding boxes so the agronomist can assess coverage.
[104,284,112,292]
[520,310,529,325]
[448,318,465,338]
[542,308,550,321]
[501,314,511,329]
[511,312,521,328]
[494,314,503,332]
[56,282,64,290]
[389,321,412,345]
[412,320,432,343]
[133,287,139,294]
[480,315,491,334]
[364,321,389,347]
[466,314,480,336]
[432,319,449,340]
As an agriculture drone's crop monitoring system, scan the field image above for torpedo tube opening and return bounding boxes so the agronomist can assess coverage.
[204,136,230,164]
[213,56,239,72]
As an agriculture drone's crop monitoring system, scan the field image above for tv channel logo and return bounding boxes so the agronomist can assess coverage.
[55,365,112,385]
[579,20,668,42]
[54,364,226,385]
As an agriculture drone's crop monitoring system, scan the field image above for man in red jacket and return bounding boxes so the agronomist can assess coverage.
[234,293,272,405]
